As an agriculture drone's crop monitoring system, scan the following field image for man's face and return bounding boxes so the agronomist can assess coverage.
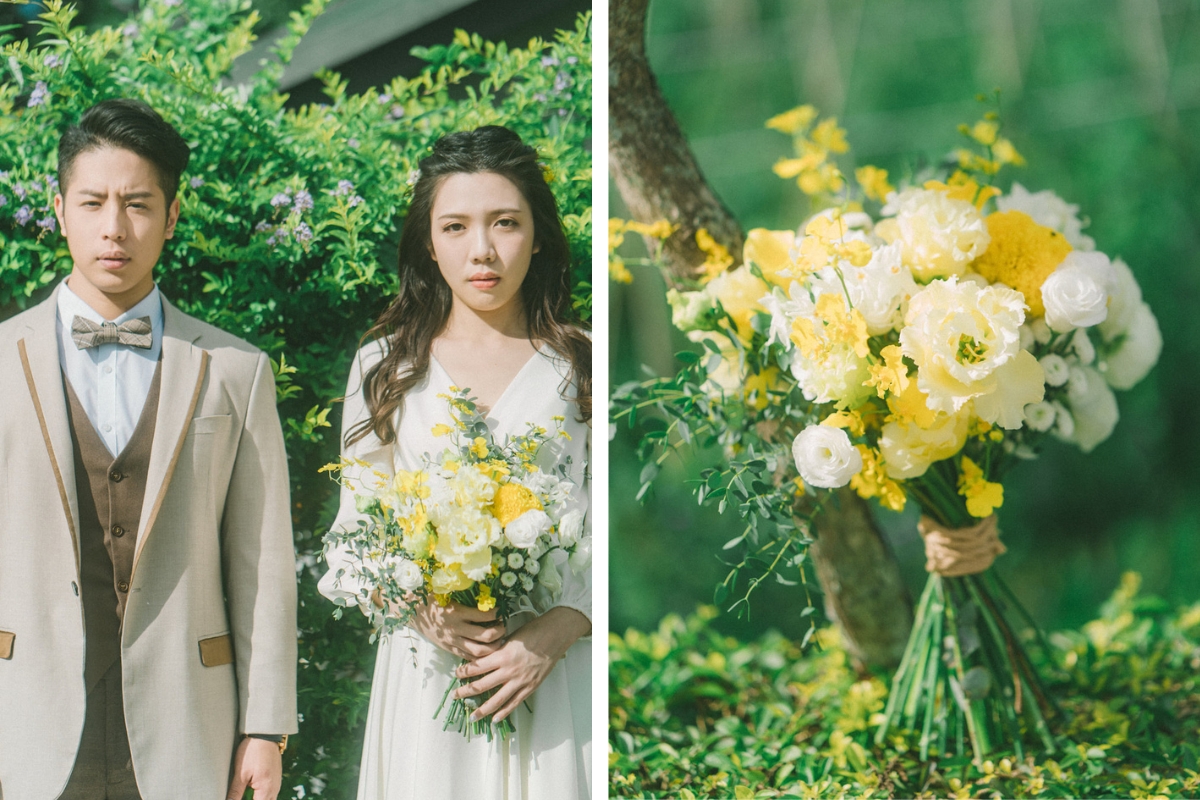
[54,145,179,317]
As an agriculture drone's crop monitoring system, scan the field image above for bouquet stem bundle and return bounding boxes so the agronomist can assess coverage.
[875,509,1060,761]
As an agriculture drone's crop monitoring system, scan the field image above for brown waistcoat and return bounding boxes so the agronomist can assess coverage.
[63,364,162,694]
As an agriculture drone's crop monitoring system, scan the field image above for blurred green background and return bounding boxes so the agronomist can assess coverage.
[610,0,1200,642]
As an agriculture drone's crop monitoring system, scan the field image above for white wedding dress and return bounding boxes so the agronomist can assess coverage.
[318,341,592,800]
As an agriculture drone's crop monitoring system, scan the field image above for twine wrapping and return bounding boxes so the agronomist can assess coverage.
[918,515,1006,577]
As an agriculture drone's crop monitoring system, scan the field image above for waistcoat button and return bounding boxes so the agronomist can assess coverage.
[112,525,125,538]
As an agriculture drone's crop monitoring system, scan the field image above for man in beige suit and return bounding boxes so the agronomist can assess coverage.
[0,100,297,799]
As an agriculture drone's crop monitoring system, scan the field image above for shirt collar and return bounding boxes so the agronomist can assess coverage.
[57,278,164,334]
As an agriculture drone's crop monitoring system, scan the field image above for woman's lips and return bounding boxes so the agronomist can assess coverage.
[469,273,500,289]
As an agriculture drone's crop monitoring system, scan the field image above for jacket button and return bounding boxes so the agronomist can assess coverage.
[110,470,124,483]
[117,580,129,593]
[112,525,125,538]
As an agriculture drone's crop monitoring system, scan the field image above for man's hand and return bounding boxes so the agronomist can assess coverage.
[226,737,282,800]
[453,606,590,723]
[410,599,506,660]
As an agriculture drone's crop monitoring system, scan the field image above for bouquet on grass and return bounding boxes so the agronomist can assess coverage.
[621,98,1160,760]
[322,387,588,741]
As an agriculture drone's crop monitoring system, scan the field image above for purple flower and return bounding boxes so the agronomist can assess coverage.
[37,215,57,232]
[293,190,313,213]
[270,192,292,208]
[554,72,571,93]
[347,138,360,149]
[255,220,273,232]
[122,23,139,38]
[14,205,33,225]
[334,180,355,196]
[163,0,181,6]
[43,54,63,69]
[46,175,58,190]
[28,82,49,108]
[541,55,559,67]
[389,104,405,120]
[348,195,363,208]
[377,93,392,104]
[567,56,578,65]
[14,184,26,200]
[294,222,313,243]
[189,176,204,188]
[0,196,7,208]
[30,180,43,193]
[533,93,547,104]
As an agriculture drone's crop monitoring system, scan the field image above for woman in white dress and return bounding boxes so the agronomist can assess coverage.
[318,126,592,799]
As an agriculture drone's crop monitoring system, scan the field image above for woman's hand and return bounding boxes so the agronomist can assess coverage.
[453,606,591,723]
[409,599,506,660]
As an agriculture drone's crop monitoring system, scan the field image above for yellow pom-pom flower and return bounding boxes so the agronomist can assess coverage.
[972,210,1073,318]
[490,482,544,527]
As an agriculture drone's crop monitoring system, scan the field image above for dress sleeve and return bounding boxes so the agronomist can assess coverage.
[547,421,591,634]
[317,342,394,611]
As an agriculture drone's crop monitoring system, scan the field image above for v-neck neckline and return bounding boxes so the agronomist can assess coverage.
[429,344,546,420]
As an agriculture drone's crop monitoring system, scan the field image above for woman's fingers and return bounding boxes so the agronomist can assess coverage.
[465,621,506,644]
[472,680,520,721]
[490,686,532,724]
[454,667,507,698]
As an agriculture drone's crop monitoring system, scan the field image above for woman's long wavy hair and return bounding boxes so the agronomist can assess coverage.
[346,126,591,447]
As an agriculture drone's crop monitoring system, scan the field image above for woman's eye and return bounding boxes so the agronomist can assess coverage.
[497,218,518,228]
[444,223,465,232]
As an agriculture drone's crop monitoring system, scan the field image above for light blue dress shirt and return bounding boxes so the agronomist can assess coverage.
[55,279,163,457]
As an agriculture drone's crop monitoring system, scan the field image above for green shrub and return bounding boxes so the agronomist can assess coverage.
[610,573,1200,799]
[0,2,592,795]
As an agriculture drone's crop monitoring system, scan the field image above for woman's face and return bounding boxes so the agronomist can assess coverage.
[429,171,538,316]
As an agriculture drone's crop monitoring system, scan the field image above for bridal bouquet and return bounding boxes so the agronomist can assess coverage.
[615,98,1160,760]
[322,387,588,740]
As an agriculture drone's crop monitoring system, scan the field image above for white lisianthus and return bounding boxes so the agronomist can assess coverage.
[1101,302,1162,390]
[538,554,562,594]
[973,349,1045,430]
[1024,401,1057,432]
[1098,258,1143,341]
[666,288,717,332]
[1041,251,1113,333]
[1059,366,1119,452]
[568,537,592,575]
[558,508,585,546]
[789,343,874,409]
[1039,354,1070,387]
[900,278,1026,414]
[811,242,916,335]
[996,182,1095,250]
[877,187,990,279]
[791,425,862,488]
[430,508,501,581]
[879,409,970,480]
[505,509,552,549]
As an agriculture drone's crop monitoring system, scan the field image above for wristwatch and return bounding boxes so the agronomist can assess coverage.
[246,733,289,754]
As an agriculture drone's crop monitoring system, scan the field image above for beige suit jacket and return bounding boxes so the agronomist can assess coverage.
[0,287,298,799]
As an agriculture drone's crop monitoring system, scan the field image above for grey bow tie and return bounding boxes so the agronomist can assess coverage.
[71,315,153,350]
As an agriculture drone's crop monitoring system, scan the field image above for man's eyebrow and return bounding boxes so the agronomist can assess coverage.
[76,189,156,199]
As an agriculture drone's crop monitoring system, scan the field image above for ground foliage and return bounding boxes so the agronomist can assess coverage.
[0,1,591,795]
[610,573,1200,799]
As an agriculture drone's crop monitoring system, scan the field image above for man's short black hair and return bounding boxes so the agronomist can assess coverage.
[57,98,191,204]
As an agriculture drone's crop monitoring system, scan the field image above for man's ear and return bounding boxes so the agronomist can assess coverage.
[164,196,180,239]
[53,193,67,237]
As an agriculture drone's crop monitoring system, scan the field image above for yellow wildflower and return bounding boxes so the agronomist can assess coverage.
[695,228,734,284]
[490,482,543,527]
[431,423,454,437]
[970,120,999,146]
[855,165,894,202]
[992,138,1025,166]
[392,469,429,498]
[972,210,1073,317]
[958,456,1004,518]
[850,445,906,512]
[742,228,796,287]
[866,344,909,399]
[609,257,633,284]
[469,437,489,459]
[742,367,779,411]
[886,380,938,429]
[475,584,496,612]
[814,293,869,358]
[811,117,850,154]
[707,267,768,343]
[626,219,675,239]
[765,104,818,134]
[924,173,1000,210]
[821,409,866,437]
[608,217,626,251]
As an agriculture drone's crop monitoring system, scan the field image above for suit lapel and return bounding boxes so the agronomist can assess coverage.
[17,288,81,572]
[134,298,209,569]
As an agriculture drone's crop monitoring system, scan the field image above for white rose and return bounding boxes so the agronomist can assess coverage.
[1098,258,1143,341]
[1101,301,1162,390]
[879,187,990,280]
[558,508,585,546]
[1060,366,1119,452]
[1024,401,1057,432]
[568,537,591,575]
[792,425,863,488]
[996,182,1095,250]
[1039,354,1070,387]
[396,559,424,592]
[505,509,552,549]
[1041,251,1112,333]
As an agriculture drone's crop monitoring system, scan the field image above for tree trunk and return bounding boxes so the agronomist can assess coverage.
[609,0,912,667]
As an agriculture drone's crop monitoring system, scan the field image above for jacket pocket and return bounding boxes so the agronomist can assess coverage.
[198,632,233,667]
[0,630,13,660]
